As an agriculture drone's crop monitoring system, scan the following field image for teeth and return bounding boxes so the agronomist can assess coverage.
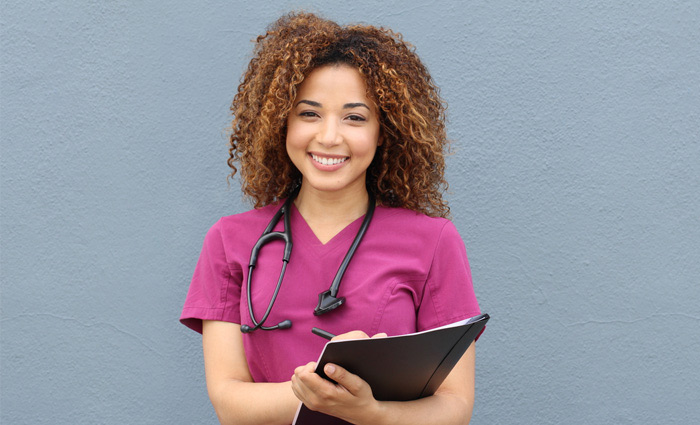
[311,154,348,166]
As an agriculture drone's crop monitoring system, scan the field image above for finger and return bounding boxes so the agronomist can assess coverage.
[371,332,388,338]
[331,330,370,341]
[292,362,318,393]
[294,362,316,375]
[323,363,367,396]
[293,362,318,390]
[292,363,327,404]
[297,363,336,393]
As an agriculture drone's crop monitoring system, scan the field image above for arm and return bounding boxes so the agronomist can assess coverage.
[202,320,299,425]
[292,335,476,425]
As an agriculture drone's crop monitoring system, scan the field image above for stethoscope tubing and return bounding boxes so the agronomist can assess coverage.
[242,194,295,333]
[242,190,375,333]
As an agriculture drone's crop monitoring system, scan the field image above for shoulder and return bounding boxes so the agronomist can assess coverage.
[204,202,282,250]
[369,206,463,250]
[372,206,458,237]
[217,202,281,232]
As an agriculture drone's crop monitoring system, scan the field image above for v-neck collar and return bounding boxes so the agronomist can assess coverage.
[289,202,368,256]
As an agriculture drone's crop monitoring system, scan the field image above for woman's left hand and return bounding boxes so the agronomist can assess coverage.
[291,330,387,423]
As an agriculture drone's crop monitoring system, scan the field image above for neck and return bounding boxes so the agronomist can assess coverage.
[294,184,370,243]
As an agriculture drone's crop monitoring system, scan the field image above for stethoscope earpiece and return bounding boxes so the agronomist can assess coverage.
[277,320,292,329]
[241,319,292,333]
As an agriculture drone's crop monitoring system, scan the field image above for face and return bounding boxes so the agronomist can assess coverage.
[286,65,381,199]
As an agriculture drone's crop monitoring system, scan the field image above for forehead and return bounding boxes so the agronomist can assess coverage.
[295,65,372,103]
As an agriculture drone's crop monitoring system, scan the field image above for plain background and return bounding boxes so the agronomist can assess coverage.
[2,1,699,423]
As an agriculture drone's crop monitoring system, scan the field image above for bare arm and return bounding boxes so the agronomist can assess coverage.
[202,320,299,425]
[292,333,476,425]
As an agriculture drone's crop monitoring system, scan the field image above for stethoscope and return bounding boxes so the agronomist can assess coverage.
[240,189,376,333]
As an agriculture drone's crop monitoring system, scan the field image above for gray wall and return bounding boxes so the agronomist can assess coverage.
[2,1,698,424]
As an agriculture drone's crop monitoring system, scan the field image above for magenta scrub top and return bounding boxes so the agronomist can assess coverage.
[181,201,481,383]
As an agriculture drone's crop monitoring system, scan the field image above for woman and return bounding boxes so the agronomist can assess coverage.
[181,12,482,425]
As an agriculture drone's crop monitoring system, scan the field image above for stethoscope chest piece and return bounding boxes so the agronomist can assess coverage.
[315,290,345,316]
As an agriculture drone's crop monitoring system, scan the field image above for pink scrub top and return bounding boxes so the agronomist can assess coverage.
[181,201,481,383]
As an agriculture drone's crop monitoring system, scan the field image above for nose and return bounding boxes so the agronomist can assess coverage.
[318,119,341,146]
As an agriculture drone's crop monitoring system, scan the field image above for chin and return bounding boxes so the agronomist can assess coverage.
[306,182,345,193]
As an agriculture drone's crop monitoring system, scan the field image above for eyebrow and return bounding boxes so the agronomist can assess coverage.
[295,100,370,110]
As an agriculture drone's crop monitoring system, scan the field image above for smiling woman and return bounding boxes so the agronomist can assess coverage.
[180,11,483,425]
[286,65,381,204]
[227,12,450,217]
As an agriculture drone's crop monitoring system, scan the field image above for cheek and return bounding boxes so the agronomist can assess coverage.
[285,126,305,155]
[357,130,381,158]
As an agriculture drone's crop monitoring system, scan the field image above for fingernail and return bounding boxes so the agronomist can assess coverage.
[325,364,336,375]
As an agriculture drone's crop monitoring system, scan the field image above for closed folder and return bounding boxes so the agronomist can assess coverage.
[292,313,489,425]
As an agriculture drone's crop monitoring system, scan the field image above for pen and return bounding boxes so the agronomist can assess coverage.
[312,327,336,340]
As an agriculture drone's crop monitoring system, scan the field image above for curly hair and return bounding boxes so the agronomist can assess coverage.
[228,12,450,217]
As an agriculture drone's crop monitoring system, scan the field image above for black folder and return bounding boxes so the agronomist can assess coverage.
[292,313,489,425]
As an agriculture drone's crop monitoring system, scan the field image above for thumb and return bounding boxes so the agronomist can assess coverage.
[324,363,364,395]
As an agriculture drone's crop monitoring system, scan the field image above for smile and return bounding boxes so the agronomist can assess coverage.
[310,153,348,166]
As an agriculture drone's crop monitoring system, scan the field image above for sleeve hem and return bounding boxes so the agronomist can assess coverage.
[180,307,241,334]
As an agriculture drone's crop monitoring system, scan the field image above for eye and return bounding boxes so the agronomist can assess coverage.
[347,114,366,122]
[299,111,319,118]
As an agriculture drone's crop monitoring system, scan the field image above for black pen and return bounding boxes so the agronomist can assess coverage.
[312,327,336,340]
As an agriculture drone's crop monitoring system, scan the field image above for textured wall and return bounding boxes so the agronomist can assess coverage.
[1,1,699,424]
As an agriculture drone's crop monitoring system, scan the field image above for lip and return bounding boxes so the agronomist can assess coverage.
[308,152,349,172]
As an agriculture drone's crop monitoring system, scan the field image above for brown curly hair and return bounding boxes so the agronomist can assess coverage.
[228,12,450,217]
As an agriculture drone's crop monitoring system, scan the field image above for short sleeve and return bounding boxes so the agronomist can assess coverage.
[180,219,243,333]
[416,220,481,332]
